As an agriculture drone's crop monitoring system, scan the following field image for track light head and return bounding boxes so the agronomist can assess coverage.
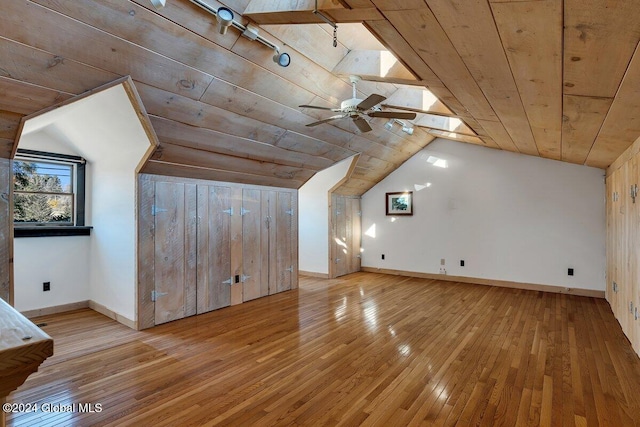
[273,51,291,67]
[216,7,234,35]
[402,126,414,135]
[384,119,394,131]
[150,0,166,8]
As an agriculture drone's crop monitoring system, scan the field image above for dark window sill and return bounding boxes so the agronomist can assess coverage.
[14,226,93,238]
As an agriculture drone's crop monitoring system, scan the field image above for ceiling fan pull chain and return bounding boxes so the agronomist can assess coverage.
[333,26,338,47]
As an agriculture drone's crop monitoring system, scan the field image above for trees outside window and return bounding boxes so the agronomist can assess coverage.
[13,160,74,224]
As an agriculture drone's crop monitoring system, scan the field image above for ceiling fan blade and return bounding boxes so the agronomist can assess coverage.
[299,104,341,112]
[357,94,387,111]
[352,116,373,133]
[367,111,417,120]
[306,114,346,127]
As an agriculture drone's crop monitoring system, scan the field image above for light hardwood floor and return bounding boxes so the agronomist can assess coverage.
[7,272,640,426]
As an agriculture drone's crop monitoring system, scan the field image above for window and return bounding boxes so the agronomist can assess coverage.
[13,149,86,230]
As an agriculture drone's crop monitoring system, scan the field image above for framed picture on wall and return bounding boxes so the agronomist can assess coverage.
[386,191,413,216]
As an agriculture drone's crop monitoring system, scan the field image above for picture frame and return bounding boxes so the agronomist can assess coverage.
[386,191,413,216]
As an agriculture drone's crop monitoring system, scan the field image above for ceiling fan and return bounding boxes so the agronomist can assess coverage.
[299,75,417,133]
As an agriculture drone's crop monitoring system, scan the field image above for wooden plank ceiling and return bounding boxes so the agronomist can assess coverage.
[2,0,640,196]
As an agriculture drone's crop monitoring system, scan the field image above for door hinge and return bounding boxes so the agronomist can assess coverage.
[336,210,341,215]
[223,207,234,216]
[240,207,250,216]
[356,254,361,258]
[222,277,233,285]
[265,216,271,228]
[151,205,168,216]
[335,258,341,263]
[285,209,294,216]
[241,274,251,282]
[151,290,168,302]
[357,211,362,216]
[286,266,294,273]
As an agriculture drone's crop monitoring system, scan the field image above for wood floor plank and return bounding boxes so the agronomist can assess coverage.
[6,272,640,426]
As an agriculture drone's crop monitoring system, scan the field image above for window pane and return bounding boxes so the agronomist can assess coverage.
[14,160,72,193]
[14,193,73,224]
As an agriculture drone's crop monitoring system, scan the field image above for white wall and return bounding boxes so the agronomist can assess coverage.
[361,139,606,291]
[14,237,90,312]
[14,84,151,320]
[299,157,355,275]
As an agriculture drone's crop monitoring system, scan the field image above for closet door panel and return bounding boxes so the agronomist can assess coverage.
[242,189,265,301]
[274,191,293,293]
[196,185,232,314]
[154,182,193,325]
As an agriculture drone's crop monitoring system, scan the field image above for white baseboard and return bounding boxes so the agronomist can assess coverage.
[299,270,330,279]
[21,300,90,318]
[21,299,138,329]
[89,301,138,330]
[360,267,605,298]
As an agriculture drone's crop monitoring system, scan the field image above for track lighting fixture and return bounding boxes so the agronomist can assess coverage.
[216,7,234,35]
[384,119,414,135]
[384,119,394,131]
[149,0,165,8]
[273,50,291,67]
[188,0,292,67]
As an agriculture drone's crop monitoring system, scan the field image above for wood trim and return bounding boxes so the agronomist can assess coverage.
[141,172,299,194]
[89,300,137,330]
[328,154,360,194]
[360,267,605,298]
[120,77,160,174]
[20,301,89,319]
[607,134,640,177]
[0,158,11,305]
[299,271,330,279]
[137,174,155,330]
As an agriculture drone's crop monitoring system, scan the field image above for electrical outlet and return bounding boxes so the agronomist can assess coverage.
[43,282,50,292]
[460,260,465,267]
[440,258,445,266]
[568,268,574,276]
[381,254,385,260]
[439,267,447,275]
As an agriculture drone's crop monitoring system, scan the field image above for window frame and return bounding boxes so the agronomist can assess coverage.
[13,149,89,237]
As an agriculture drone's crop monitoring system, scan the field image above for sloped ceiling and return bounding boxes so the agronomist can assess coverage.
[2,0,640,196]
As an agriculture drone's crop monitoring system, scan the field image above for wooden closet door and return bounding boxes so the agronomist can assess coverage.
[242,189,268,301]
[349,197,362,273]
[606,174,613,303]
[333,195,348,277]
[273,191,293,294]
[630,155,640,354]
[331,195,361,278]
[153,182,197,325]
[196,185,232,314]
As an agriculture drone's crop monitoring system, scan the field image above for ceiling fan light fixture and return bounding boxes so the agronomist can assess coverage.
[150,0,166,8]
[216,7,234,35]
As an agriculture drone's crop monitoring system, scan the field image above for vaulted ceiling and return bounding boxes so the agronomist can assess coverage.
[2,0,640,196]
